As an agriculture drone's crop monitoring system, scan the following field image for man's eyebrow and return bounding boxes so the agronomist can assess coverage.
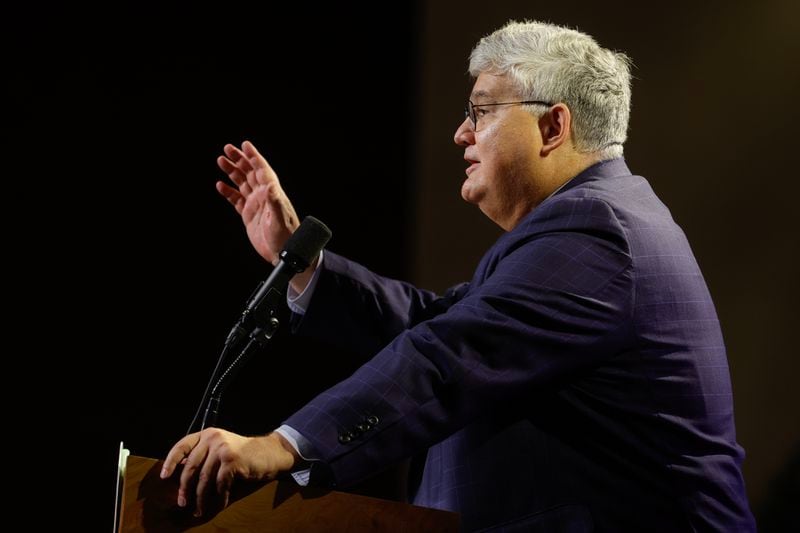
[470,90,494,101]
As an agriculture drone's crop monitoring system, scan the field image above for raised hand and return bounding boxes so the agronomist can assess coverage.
[216,141,300,265]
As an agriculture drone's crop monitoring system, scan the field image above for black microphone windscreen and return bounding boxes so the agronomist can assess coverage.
[284,216,332,265]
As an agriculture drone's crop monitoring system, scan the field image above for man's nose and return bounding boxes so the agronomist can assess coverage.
[454,117,475,146]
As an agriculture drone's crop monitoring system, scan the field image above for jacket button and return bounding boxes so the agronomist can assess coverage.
[356,423,369,433]
[366,415,379,426]
[338,433,352,444]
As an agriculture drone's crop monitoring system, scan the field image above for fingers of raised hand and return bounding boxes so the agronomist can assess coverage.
[242,142,280,184]
[217,156,251,194]
[216,181,246,214]
[222,144,253,172]
[241,140,268,169]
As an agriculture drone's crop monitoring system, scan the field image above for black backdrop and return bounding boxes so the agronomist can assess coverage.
[14,4,418,528]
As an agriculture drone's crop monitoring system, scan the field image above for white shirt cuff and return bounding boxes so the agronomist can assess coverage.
[274,424,319,486]
[286,250,324,315]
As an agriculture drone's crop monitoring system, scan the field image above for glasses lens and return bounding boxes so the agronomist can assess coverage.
[466,101,475,127]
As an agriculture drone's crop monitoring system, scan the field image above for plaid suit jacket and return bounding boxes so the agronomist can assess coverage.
[285,159,755,532]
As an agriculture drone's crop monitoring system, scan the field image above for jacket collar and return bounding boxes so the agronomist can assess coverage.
[551,157,632,198]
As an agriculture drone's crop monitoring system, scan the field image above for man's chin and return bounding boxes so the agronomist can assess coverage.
[460,182,483,205]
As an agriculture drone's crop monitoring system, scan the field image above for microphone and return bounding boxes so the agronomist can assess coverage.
[243,216,332,321]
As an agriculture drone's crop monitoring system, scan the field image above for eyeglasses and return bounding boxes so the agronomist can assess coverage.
[464,99,554,129]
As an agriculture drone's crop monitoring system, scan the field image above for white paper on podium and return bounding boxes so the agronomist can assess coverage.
[113,441,130,533]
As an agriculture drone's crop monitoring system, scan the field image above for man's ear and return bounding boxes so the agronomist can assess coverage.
[539,103,572,156]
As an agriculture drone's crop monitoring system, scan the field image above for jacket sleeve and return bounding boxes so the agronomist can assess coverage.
[285,196,634,488]
[291,250,470,360]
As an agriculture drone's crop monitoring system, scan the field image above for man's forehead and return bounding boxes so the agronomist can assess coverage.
[470,73,514,101]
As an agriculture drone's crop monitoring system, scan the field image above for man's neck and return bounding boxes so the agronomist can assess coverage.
[545,150,604,196]
[501,151,610,232]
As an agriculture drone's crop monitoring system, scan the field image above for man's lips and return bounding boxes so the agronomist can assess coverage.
[465,158,480,175]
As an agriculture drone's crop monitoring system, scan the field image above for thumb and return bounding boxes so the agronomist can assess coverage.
[265,183,284,212]
[265,184,299,232]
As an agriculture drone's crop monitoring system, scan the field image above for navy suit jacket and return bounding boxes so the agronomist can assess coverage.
[285,159,755,531]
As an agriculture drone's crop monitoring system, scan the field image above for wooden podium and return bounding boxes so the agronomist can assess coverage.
[116,455,459,532]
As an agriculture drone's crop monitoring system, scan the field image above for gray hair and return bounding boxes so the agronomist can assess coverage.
[469,20,632,160]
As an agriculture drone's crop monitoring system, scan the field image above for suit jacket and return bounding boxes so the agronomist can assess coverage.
[285,159,755,531]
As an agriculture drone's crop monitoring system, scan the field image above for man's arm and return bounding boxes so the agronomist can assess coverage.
[291,250,470,360]
[284,196,633,488]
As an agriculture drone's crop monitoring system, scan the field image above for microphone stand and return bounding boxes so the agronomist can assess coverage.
[196,252,304,431]
[185,254,304,434]
[200,311,280,431]
[183,287,262,435]
[184,215,332,434]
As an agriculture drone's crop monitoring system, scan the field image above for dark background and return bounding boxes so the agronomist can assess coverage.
[11,1,798,530]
